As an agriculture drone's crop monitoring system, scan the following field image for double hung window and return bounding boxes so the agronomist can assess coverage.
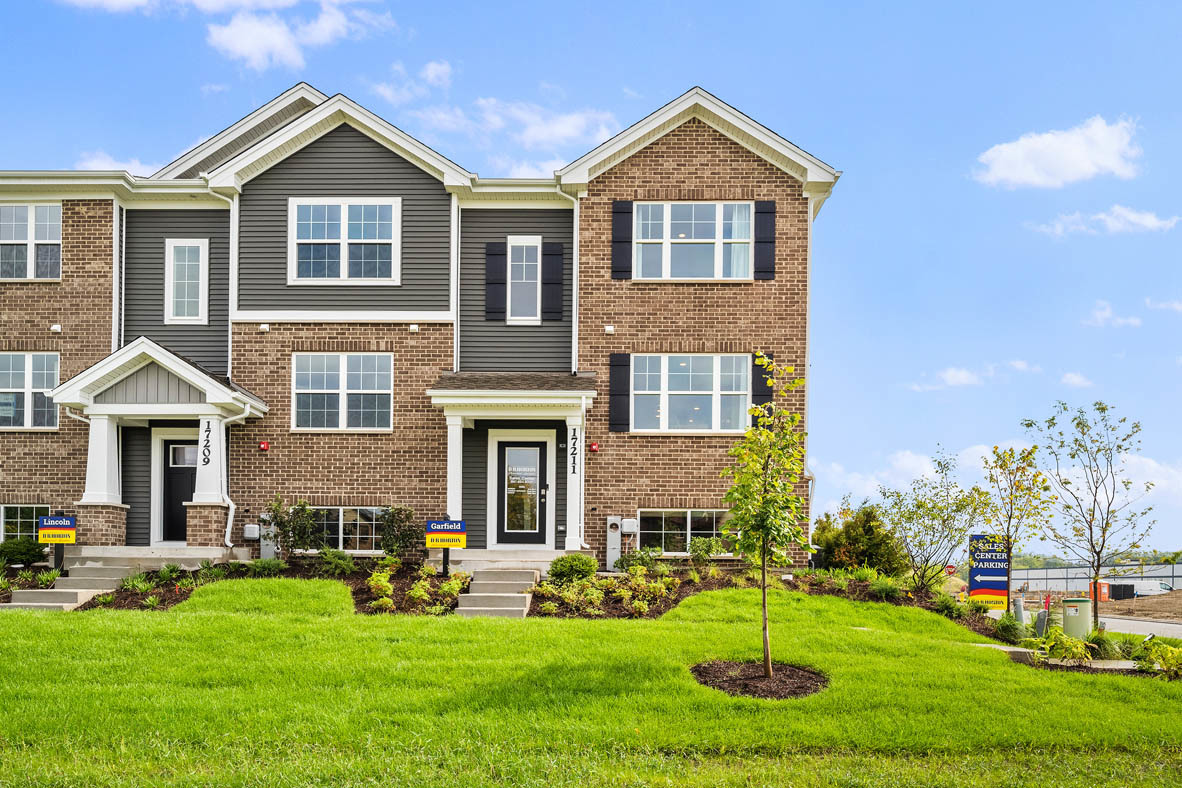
[292,353,393,431]
[634,202,752,280]
[630,354,749,432]
[0,205,61,280]
[288,198,401,283]
[0,353,58,429]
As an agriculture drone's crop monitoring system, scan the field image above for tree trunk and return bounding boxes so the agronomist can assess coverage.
[762,534,772,679]
[1005,542,1012,614]
[1092,575,1101,631]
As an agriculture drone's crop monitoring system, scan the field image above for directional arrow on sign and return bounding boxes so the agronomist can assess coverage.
[973,574,1007,584]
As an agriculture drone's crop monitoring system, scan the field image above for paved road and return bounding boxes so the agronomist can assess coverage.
[1100,616,1182,639]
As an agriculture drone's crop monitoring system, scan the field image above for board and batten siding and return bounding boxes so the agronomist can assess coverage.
[237,124,451,312]
[121,426,151,546]
[96,363,206,405]
[459,208,573,371]
[461,420,567,549]
[124,209,230,374]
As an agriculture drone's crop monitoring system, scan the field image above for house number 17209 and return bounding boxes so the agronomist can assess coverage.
[201,421,212,466]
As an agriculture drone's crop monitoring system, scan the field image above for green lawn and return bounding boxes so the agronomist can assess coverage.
[1,580,1179,787]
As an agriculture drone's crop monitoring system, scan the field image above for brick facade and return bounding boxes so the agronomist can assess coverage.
[578,119,811,566]
[0,199,114,516]
[75,503,127,546]
[226,322,453,553]
[184,503,228,548]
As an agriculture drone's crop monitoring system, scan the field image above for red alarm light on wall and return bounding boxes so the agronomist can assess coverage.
[258,441,270,451]
[589,442,599,453]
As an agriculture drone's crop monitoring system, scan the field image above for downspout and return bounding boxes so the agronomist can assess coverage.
[220,403,251,548]
[553,184,579,373]
[64,407,90,425]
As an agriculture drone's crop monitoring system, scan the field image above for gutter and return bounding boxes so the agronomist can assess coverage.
[219,403,251,548]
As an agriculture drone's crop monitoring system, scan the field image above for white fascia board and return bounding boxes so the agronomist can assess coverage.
[557,87,840,187]
[426,391,598,410]
[152,83,329,180]
[0,172,217,202]
[231,310,454,323]
[206,95,474,191]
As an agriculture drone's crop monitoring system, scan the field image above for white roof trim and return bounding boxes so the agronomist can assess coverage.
[152,83,328,180]
[427,390,597,410]
[557,87,840,190]
[50,336,267,414]
[206,94,474,191]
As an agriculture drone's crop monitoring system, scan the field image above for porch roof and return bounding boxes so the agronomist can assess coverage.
[427,371,598,394]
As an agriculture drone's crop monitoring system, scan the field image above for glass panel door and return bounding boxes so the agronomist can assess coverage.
[496,441,548,545]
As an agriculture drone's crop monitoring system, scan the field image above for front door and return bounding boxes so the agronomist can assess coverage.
[162,441,197,542]
[496,441,548,545]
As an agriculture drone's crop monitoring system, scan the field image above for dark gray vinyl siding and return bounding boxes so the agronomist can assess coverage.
[96,363,206,405]
[177,98,316,179]
[460,209,572,371]
[461,420,567,550]
[121,427,151,546]
[238,124,451,311]
[124,209,230,374]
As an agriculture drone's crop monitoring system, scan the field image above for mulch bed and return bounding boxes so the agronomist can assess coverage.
[527,572,734,619]
[690,660,828,700]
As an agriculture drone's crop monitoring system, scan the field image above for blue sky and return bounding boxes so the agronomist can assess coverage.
[6,1,1180,550]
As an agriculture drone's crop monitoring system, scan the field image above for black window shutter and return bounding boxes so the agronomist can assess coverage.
[541,242,563,321]
[609,353,631,432]
[751,352,774,425]
[753,200,776,280]
[485,242,506,321]
[611,201,633,280]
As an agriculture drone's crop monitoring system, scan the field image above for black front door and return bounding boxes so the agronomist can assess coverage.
[163,441,197,542]
[496,441,548,545]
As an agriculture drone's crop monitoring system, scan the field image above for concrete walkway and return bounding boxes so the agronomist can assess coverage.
[1100,616,1182,639]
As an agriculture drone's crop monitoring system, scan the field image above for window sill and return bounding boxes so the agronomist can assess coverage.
[289,428,395,435]
[285,277,402,287]
[164,318,209,326]
[0,278,61,284]
[627,430,747,436]
[0,426,60,432]
[506,319,543,327]
[629,278,755,284]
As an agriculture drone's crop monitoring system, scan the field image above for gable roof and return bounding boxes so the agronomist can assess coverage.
[152,83,328,180]
[557,87,840,212]
[205,93,475,191]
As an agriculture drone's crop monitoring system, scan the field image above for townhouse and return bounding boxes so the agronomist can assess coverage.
[0,85,838,569]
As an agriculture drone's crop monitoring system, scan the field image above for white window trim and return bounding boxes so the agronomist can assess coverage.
[636,508,732,556]
[0,352,59,431]
[286,197,402,286]
[629,353,750,435]
[163,238,209,326]
[0,203,62,282]
[298,506,385,554]
[506,234,542,326]
[0,504,50,543]
[633,201,754,281]
[290,352,395,433]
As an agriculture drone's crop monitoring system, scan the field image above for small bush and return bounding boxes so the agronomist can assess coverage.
[93,592,115,606]
[614,546,661,573]
[1021,627,1092,665]
[196,566,227,585]
[687,536,724,569]
[157,563,182,583]
[852,566,878,583]
[417,564,437,579]
[317,548,356,577]
[377,505,420,560]
[16,569,34,583]
[36,569,60,588]
[368,596,394,611]
[831,576,849,592]
[119,573,154,593]
[425,604,450,616]
[687,569,701,585]
[869,576,900,601]
[176,576,196,591]
[366,570,393,598]
[539,601,558,615]
[262,496,323,556]
[249,558,288,578]
[707,565,723,581]
[141,595,161,610]
[1086,631,1120,661]
[0,578,11,593]
[995,612,1024,645]
[1138,643,1182,680]
[965,599,992,617]
[630,599,649,616]
[437,574,466,599]
[406,579,431,605]
[933,593,963,620]
[548,553,597,585]
[376,554,402,572]
[0,537,47,568]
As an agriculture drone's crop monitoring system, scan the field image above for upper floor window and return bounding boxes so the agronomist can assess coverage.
[507,235,542,325]
[0,204,61,281]
[631,353,749,433]
[634,202,752,280]
[287,197,401,285]
[0,352,58,430]
[164,238,208,325]
[292,353,392,431]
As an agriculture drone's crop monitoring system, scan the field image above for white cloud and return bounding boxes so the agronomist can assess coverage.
[910,360,1040,391]
[408,104,472,133]
[1146,297,1182,313]
[622,86,642,99]
[1092,204,1180,233]
[488,156,566,178]
[188,1,300,10]
[419,60,452,89]
[1061,371,1094,388]
[1124,455,1182,508]
[1027,211,1095,237]
[813,450,937,510]
[1083,299,1141,328]
[60,0,152,10]
[474,98,618,149]
[974,115,1140,189]
[75,150,162,176]
[206,12,303,70]
[938,367,981,386]
[200,83,229,96]
[1007,360,1042,373]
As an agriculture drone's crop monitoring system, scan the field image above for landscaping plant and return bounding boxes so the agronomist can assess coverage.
[157,563,182,584]
[317,548,356,577]
[812,498,907,575]
[377,505,420,562]
[869,575,901,601]
[879,450,988,594]
[249,558,289,578]
[262,495,323,556]
[1022,401,1155,630]
[687,536,725,570]
[1020,626,1093,665]
[979,445,1054,612]
[35,569,60,588]
[1137,642,1182,680]
[0,537,47,568]
[119,573,155,594]
[720,352,811,679]
[613,546,661,573]
[547,553,597,585]
[995,612,1025,645]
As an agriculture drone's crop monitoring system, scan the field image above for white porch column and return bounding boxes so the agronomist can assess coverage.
[446,414,464,520]
[80,414,121,504]
[192,416,225,504]
[564,413,584,551]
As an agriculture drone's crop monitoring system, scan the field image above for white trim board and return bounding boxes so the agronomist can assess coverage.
[150,426,198,546]
[485,428,557,550]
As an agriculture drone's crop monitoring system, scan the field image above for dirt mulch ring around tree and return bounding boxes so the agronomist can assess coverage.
[691,660,829,700]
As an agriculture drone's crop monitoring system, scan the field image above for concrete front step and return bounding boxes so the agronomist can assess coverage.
[63,565,133,579]
[455,606,529,619]
[10,588,99,607]
[428,548,575,576]
[471,568,540,584]
[54,577,119,591]
[468,580,535,594]
[3,602,74,611]
[457,593,532,610]
[63,546,231,571]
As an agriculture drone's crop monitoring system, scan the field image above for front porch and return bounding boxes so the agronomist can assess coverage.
[49,337,267,553]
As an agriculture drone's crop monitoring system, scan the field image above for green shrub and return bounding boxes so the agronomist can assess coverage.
[36,569,60,588]
[249,558,288,578]
[376,554,402,572]
[368,596,394,611]
[687,568,701,585]
[437,574,467,599]
[995,612,1024,645]
[377,505,420,559]
[1137,643,1182,680]
[0,537,47,568]
[140,594,161,610]
[965,599,992,617]
[197,566,226,585]
[707,565,723,581]
[614,546,661,573]
[425,604,450,616]
[1086,631,1120,661]
[832,576,849,592]
[317,548,356,577]
[539,601,558,615]
[366,570,393,598]
[16,568,34,583]
[417,564,436,579]
[1021,627,1093,665]
[630,599,649,616]
[869,576,900,601]
[176,576,196,591]
[812,500,907,575]
[262,495,323,555]
[0,578,11,593]
[93,592,115,606]
[933,593,963,620]
[406,579,431,605]
[548,553,598,585]
[687,536,724,569]
[156,563,182,583]
[851,566,878,583]
[119,573,154,593]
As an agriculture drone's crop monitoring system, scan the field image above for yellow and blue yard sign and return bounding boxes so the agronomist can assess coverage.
[38,515,77,544]
[968,534,1008,610]
[425,520,466,549]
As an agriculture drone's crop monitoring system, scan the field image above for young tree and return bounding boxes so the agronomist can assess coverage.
[1022,401,1155,629]
[980,446,1054,612]
[721,353,812,679]
[879,451,988,594]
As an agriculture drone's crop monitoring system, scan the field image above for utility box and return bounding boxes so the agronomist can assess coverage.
[259,523,277,560]
[605,517,623,571]
[1062,598,1093,639]
[242,523,260,541]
